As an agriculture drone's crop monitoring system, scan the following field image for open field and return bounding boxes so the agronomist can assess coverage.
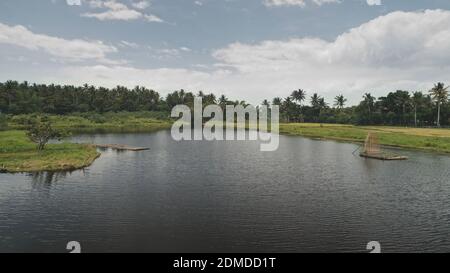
[0,131,100,173]
[280,123,450,153]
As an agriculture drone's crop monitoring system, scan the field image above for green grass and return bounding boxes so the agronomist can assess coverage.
[1,112,172,173]
[8,112,172,133]
[280,123,450,153]
[0,131,100,173]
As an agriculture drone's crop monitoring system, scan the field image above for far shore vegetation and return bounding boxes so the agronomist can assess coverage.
[8,111,172,134]
[280,123,450,153]
[1,80,450,173]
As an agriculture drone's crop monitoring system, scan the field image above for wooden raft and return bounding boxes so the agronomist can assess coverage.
[359,132,408,161]
[93,144,150,151]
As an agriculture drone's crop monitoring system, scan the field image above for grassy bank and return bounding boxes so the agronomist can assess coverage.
[1,112,172,173]
[0,131,100,173]
[280,123,450,153]
[8,111,172,133]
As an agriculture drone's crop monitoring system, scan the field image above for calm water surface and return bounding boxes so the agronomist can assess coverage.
[1,130,450,253]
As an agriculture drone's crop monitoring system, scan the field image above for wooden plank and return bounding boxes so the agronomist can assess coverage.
[360,152,408,161]
[93,144,150,151]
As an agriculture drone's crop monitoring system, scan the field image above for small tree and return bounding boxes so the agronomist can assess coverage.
[429,83,449,127]
[26,116,66,151]
[0,112,7,131]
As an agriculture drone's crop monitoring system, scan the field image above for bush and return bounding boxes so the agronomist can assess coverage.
[11,114,37,126]
[87,113,107,124]
[26,116,68,150]
[0,113,7,131]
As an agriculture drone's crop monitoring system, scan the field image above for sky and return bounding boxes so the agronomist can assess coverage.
[1,0,450,105]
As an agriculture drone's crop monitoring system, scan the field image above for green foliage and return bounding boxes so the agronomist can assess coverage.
[1,80,449,127]
[0,81,163,114]
[8,112,172,134]
[0,113,7,131]
[26,116,68,151]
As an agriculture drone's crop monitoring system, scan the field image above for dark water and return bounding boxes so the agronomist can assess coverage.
[1,130,450,253]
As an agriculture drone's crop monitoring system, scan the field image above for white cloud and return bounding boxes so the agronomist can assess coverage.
[263,0,306,7]
[0,22,118,63]
[66,0,82,6]
[10,10,450,105]
[58,65,215,92]
[76,10,450,103]
[81,0,163,22]
[264,0,341,7]
[132,1,150,10]
[265,0,382,8]
[146,46,192,59]
[208,10,450,103]
[312,0,341,6]
[214,9,450,70]
[366,0,382,6]
[144,14,164,22]
[119,40,139,48]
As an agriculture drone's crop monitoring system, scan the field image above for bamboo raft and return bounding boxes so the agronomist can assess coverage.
[359,132,408,161]
[93,144,150,151]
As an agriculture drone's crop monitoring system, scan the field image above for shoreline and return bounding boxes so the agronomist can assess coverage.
[0,143,101,174]
[3,122,450,174]
[0,131,102,174]
[279,123,450,155]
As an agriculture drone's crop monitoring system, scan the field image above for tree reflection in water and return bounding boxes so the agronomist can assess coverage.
[27,169,86,188]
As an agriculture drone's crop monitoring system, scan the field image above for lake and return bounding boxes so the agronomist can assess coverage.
[1,130,450,253]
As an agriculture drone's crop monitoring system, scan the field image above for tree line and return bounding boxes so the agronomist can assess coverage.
[0,80,449,127]
[0,81,249,115]
[271,83,449,126]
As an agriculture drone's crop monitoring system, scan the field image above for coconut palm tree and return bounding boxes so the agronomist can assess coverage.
[272,97,282,106]
[318,97,328,109]
[282,97,296,122]
[393,91,411,125]
[219,94,228,104]
[429,83,449,127]
[291,89,306,105]
[310,93,321,108]
[334,94,347,109]
[411,91,424,127]
[363,93,375,115]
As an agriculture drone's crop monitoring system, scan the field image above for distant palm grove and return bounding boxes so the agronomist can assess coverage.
[0,80,449,127]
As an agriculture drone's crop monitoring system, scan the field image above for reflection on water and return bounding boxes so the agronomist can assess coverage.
[1,130,450,253]
[28,171,82,187]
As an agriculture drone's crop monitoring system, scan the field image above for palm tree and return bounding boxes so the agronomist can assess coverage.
[429,83,449,127]
[282,97,296,122]
[318,97,328,109]
[334,94,347,109]
[310,93,325,121]
[310,93,321,108]
[363,93,375,115]
[272,97,282,106]
[411,91,424,127]
[203,93,216,105]
[262,99,270,107]
[291,89,306,105]
[218,95,228,110]
[393,91,411,125]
